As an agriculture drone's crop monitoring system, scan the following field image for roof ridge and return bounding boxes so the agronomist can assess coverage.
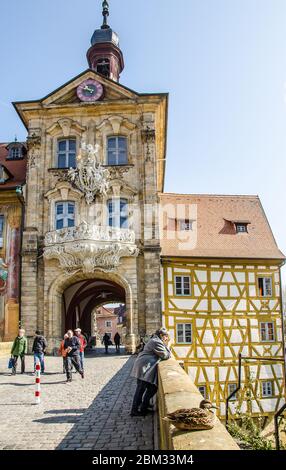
[160,192,260,199]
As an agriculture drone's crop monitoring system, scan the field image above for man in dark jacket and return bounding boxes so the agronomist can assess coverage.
[114,332,121,353]
[102,333,111,354]
[64,330,84,382]
[32,330,47,374]
[131,327,171,416]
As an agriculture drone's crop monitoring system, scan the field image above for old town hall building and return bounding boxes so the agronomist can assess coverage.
[0,2,285,420]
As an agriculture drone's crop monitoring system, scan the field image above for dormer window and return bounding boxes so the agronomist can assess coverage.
[10,148,20,159]
[235,223,248,233]
[178,219,193,231]
[6,142,25,160]
[96,58,110,77]
[168,218,194,231]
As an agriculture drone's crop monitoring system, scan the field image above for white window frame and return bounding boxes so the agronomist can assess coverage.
[57,138,77,169]
[235,223,248,233]
[258,276,273,297]
[105,321,112,328]
[175,275,191,296]
[55,201,75,230]
[9,147,22,159]
[107,198,128,229]
[260,322,275,342]
[228,383,238,401]
[107,136,128,165]
[176,323,192,344]
[262,381,273,398]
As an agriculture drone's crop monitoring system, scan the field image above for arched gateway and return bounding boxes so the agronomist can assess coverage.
[47,270,136,353]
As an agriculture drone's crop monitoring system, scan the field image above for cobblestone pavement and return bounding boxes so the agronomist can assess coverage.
[0,348,154,450]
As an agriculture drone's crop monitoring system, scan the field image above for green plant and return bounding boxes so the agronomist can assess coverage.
[228,415,274,450]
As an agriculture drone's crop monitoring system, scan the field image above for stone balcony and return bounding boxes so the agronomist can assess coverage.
[43,221,139,273]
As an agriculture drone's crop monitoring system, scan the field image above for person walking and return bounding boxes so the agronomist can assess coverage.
[64,330,84,382]
[32,330,47,374]
[58,333,69,373]
[102,333,110,354]
[74,328,87,370]
[130,327,171,417]
[10,329,28,375]
[114,332,121,353]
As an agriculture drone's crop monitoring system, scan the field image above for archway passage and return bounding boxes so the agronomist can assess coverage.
[63,278,126,337]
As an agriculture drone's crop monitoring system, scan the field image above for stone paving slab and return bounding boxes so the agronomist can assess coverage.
[0,348,154,451]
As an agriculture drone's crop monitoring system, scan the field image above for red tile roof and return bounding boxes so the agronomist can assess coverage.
[160,193,285,261]
[0,143,27,189]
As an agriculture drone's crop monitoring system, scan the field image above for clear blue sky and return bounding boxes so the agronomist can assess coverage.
[0,0,285,283]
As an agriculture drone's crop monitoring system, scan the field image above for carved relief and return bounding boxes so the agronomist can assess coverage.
[46,118,86,137]
[27,128,42,171]
[142,126,156,162]
[67,143,110,204]
[107,165,132,179]
[44,221,139,273]
[97,115,136,134]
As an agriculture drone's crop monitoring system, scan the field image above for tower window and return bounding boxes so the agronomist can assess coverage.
[57,139,76,169]
[258,276,273,297]
[55,202,75,230]
[96,58,110,77]
[235,223,248,233]
[175,276,191,296]
[108,198,128,229]
[260,322,275,342]
[107,136,128,165]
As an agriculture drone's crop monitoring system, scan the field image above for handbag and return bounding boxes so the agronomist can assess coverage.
[8,357,14,369]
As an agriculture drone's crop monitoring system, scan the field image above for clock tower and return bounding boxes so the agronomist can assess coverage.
[87,1,124,82]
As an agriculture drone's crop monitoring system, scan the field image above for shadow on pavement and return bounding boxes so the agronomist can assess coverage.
[34,415,80,424]
[44,408,87,414]
[36,357,154,451]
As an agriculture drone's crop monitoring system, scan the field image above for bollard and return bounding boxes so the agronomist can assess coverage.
[35,360,41,405]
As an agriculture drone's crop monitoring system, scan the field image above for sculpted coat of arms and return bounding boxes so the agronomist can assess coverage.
[67,142,110,204]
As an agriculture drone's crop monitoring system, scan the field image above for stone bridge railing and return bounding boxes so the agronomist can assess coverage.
[158,359,239,450]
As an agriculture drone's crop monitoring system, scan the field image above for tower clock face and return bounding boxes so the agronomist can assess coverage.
[77,79,104,102]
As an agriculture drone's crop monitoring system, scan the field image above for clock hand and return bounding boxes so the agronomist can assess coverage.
[83,85,94,94]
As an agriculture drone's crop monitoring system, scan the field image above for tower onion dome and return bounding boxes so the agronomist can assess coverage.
[87,1,124,82]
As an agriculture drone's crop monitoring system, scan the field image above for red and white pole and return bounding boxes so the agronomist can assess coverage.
[35,360,41,405]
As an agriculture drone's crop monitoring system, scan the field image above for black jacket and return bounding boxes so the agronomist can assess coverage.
[64,336,81,356]
[32,335,47,354]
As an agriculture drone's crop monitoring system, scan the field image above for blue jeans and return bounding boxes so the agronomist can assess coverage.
[34,353,45,373]
[79,351,84,370]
